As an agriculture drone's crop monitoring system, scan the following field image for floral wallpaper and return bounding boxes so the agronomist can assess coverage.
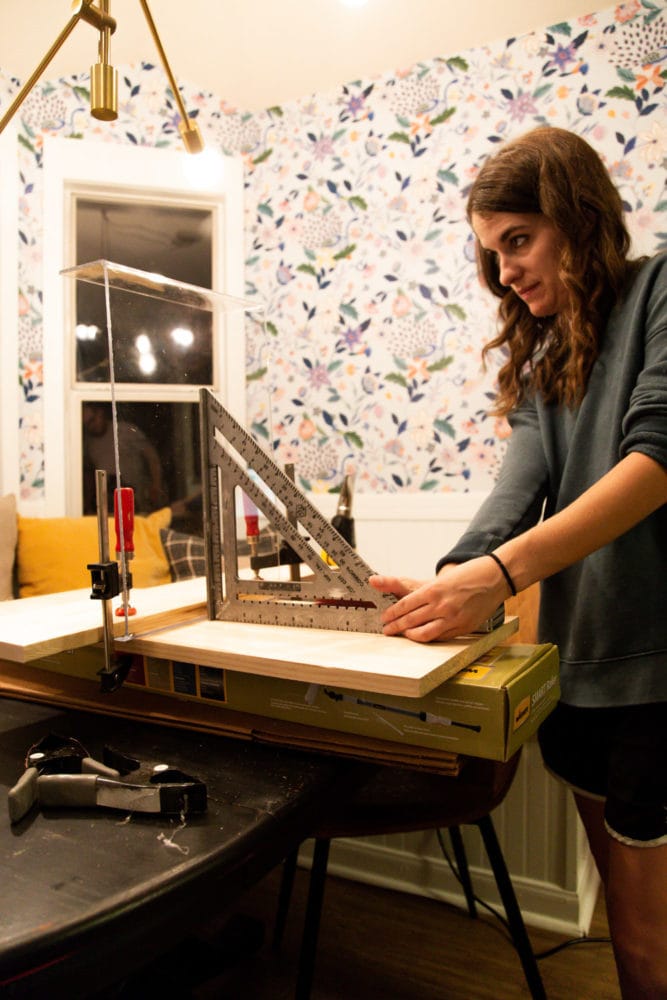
[2,0,666,503]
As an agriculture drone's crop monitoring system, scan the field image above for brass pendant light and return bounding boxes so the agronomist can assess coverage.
[0,0,203,153]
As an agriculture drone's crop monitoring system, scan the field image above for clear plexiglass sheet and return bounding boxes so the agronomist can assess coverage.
[61,259,266,556]
[64,259,263,386]
[61,259,261,314]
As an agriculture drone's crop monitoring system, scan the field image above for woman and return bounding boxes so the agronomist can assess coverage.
[369,127,667,999]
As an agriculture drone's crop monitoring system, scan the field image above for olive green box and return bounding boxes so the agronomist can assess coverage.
[26,642,559,762]
[213,643,559,761]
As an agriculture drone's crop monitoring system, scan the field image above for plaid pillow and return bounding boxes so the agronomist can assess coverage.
[160,528,206,581]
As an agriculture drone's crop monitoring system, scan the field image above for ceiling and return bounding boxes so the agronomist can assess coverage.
[1,0,598,111]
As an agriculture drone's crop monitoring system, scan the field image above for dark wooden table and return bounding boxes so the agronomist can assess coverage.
[0,696,358,998]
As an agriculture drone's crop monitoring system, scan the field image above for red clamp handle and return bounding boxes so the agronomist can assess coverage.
[114,488,135,555]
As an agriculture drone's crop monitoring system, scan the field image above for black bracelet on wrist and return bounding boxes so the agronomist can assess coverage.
[487,551,517,596]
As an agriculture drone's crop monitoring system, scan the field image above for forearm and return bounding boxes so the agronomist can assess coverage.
[494,452,667,592]
[371,451,667,642]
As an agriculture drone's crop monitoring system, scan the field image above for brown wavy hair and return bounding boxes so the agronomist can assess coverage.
[466,127,641,415]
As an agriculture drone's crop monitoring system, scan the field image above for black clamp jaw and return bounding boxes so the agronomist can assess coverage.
[96,653,134,693]
[87,559,134,693]
[88,560,122,601]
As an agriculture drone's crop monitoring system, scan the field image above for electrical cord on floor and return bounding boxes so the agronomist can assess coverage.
[435,828,612,961]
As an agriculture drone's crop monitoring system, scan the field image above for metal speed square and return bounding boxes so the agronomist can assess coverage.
[199,388,396,633]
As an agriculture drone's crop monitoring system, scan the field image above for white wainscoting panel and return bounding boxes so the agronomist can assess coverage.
[300,490,599,935]
[309,490,491,579]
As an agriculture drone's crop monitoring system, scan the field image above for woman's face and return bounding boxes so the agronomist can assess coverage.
[471,211,569,317]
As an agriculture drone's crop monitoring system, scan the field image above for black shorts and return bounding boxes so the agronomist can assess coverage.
[538,701,667,847]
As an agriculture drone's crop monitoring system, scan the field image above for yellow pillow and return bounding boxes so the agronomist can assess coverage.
[17,507,172,597]
[0,493,17,601]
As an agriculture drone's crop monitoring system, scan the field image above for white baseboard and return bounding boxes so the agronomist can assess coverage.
[298,836,599,937]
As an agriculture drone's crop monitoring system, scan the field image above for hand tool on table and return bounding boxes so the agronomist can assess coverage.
[8,732,207,824]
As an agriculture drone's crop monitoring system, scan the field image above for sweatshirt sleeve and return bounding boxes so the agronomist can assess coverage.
[619,256,667,470]
[435,399,549,571]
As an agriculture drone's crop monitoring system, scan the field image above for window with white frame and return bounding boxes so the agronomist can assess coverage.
[42,137,246,523]
[73,196,214,532]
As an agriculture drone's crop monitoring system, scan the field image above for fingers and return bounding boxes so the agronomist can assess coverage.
[368,574,421,600]
[374,567,499,641]
[380,598,465,642]
[369,575,443,638]
[399,619,450,643]
[381,604,470,642]
[380,586,440,634]
[371,557,510,643]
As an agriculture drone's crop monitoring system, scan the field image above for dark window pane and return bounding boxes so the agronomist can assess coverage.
[82,400,203,535]
[74,199,214,385]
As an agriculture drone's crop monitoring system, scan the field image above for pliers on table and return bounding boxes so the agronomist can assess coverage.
[8,732,207,824]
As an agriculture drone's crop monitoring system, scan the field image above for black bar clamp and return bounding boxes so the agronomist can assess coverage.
[87,560,121,601]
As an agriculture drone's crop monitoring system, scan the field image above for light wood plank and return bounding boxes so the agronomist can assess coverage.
[0,578,206,663]
[0,581,518,697]
[119,616,518,698]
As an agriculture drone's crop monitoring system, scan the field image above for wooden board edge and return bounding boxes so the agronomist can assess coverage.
[0,659,463,776]
[117,616,519,699]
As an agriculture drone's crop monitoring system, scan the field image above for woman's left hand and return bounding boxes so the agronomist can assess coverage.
[369,557,509,642]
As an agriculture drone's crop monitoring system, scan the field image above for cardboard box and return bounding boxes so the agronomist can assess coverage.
[194,643,559,761]
[22,641,559,761]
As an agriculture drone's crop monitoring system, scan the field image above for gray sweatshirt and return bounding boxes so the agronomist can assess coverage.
[438,253,667,707]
